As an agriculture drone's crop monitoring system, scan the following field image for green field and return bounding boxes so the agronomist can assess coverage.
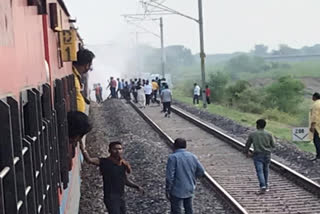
[236,60,320,80]
[173,90,316,154]
[174,60,320,82]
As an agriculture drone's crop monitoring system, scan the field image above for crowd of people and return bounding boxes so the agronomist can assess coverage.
[93,77,215,118]
[93,76,173,117]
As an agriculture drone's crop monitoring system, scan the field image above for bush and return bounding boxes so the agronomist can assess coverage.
[177,79,201,97]
[262,108,299,125]
[237,102,265,114]
[264,76,305,113]
[228,87,267,114]
[226,80,251,106]
[208,72,229,102]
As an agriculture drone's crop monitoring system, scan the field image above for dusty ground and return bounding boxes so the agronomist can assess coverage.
[173,100,320,183]
[79,100,234,214]
[300,77,320,96]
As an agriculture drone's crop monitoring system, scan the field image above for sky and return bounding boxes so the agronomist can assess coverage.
[65,0,320,54]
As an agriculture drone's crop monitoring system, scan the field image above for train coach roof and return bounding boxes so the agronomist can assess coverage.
[58,0,70,17]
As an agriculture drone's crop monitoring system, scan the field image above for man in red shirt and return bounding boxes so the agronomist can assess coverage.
[109,77,117,98]
[205,85,211,104]
[94,84,101,103]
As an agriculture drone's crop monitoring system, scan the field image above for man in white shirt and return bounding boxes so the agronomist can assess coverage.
[144,81,153,106]
[193,83,200,105]
[161,85,172,118]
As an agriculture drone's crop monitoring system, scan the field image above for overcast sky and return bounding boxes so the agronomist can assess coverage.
[65,0,320,54]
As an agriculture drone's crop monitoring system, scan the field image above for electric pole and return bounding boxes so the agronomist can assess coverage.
[198,0,207,108]
[122,14,166,79]
[160,17,165,79]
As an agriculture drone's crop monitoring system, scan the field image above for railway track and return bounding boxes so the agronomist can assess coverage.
[130,102,320,214]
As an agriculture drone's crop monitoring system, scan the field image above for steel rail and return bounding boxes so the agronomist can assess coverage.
[170,105,320,198]
[129,101,248,214]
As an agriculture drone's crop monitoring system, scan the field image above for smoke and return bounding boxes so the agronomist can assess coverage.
[86,42,135,100]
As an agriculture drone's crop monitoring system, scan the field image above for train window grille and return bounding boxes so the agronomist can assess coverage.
[42,83,61,213]
[7,97,28,214]
[0,99,18,214]
[54,79,70,189]
[0,77,77,214]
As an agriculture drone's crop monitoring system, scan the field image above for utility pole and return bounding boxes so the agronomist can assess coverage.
[122,14,165,78]
[160,17,165,79]
[136,32,140,77]
[198,0,207,108]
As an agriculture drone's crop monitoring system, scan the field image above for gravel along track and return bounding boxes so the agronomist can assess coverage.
[79,100,235,214]
[139,104,320,214]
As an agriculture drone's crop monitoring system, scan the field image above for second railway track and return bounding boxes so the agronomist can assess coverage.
[131,102,320,214]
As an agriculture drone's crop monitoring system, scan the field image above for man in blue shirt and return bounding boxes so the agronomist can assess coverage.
[166,138,205,214]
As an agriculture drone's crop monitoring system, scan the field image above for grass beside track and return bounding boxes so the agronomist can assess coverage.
[173,92,316,154]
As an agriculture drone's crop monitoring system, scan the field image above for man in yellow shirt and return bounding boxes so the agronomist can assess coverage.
[310,92,320,161]
[151,79,160,104]
[72,49,95,112]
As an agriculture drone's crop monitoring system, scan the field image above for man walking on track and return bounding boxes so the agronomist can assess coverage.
[144,80,152,106]
[244,119,275,195]
[151,79,160,104]
[166,138,205,214]
[80,141,144,214]
[161,85,172,118]
[109,77,117,98]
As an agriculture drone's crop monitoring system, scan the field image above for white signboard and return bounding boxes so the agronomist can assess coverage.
[292,127,309,141]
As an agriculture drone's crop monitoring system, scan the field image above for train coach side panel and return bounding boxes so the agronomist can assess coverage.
[46,0,73,81]
[0,0,47,99]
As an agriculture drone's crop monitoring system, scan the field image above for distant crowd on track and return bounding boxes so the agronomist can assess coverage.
[71,48,320,214]
[92,76,213,118]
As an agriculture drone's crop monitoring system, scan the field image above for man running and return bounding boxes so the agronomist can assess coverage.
[80,141,144,214]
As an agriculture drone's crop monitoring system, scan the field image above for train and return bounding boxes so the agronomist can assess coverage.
[0,0,87,213]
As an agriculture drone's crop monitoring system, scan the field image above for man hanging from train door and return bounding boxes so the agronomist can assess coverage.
[72,49,95,112]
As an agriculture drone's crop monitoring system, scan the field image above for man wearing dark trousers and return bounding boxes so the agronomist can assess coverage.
[166,138,205,214]
[161,85,172,118]
[80,141,144,214]
[244,119,275,194]
[193,83,200,105]
[310,92,320,161]
[205,85,211,104]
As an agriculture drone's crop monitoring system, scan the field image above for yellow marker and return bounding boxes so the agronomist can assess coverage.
[59,29,77,62]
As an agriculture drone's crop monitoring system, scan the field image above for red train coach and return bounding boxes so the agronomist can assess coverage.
[0,0,85,213]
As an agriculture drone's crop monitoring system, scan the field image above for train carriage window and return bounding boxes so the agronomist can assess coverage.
[49,3,59,31]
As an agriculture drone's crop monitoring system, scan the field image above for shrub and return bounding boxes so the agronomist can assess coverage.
[226,80,251,106]
[262,108,299,125]
[237,102,265,114]
[208,72,229,102]
[264,76,304,113]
